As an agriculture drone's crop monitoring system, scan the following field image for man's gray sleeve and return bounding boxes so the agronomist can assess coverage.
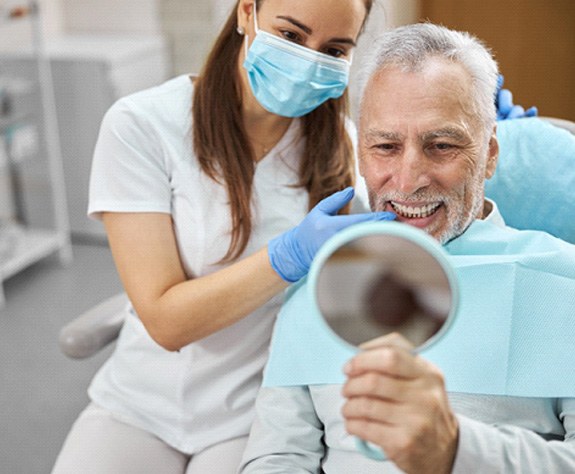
[239,386,325,473]
[453,398,575,473]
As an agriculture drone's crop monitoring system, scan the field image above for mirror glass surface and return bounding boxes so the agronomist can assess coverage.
[316,233,454,349]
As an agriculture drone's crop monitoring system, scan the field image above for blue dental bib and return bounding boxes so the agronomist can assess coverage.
[263,220,575,397]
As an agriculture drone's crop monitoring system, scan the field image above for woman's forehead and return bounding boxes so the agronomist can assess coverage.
[259,0,367,38]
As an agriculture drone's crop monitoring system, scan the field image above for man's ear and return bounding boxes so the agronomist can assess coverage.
[485,125,499,180]
[237,0,254,33]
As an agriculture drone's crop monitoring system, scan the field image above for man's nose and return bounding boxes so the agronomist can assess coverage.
[393,149,431,195]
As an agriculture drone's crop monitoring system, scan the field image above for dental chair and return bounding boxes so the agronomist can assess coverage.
[59,117,575,359]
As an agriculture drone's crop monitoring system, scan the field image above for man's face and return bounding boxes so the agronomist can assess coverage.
[358,58,498,243]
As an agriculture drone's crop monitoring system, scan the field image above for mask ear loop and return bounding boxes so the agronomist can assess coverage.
[243,3,260,57]
[252,2,260,34]
[244,31,249,57]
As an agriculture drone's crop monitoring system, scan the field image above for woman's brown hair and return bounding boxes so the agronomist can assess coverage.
[193,0,373,263]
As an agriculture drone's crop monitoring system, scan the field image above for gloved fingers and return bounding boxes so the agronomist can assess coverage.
[496,88,513,115]
[496,74,505,91]
[315,187,355,215]
[506,105,526,120]
[496,85,538,120]
[524,106,538,117]
[330,211,396,231]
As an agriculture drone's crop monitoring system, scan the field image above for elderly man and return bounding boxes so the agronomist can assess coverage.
[239,23,575,473]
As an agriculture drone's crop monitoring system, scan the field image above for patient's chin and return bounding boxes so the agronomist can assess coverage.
[435,216,475,245]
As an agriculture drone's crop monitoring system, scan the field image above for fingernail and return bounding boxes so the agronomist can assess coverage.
[343,361,352,374]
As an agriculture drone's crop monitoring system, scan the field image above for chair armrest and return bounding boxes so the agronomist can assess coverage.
[59,292,129,359]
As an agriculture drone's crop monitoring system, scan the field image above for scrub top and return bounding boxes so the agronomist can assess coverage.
[87,74,314,453]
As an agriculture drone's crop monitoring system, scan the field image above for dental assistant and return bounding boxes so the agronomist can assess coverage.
[51,0,397,473]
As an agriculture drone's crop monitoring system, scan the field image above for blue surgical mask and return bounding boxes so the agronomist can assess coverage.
[242,7,352,118]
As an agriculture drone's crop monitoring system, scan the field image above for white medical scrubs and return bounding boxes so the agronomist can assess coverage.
[86,74,316,454]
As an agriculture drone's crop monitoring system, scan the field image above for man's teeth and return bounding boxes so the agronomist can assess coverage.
[390,201,441,218]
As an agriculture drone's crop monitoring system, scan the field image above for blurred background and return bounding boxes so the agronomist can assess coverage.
[0,0,573,472]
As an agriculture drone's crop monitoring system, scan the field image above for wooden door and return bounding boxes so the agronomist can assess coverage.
[420,0,575,120]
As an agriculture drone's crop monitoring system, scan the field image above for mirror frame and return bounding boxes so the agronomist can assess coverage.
[308,221,460,352]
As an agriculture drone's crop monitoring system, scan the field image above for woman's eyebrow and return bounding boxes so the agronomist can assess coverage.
[277,15,312,34]
[329,37,357,47]
[276,15,357,46]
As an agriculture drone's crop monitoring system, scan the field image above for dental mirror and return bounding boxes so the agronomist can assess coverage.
[309,221,459,460]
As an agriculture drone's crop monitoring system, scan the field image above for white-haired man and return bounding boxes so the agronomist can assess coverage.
[239,23,575,473]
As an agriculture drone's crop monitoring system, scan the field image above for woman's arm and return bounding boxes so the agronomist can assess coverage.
[104,189,395,350]
[103,212,287,351]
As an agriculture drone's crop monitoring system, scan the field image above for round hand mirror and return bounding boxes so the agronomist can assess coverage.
[308,221,459,461]
[311,221,458,351]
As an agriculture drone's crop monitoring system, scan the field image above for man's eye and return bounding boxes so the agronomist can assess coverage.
[431,143,455,152]
[376,143,397,151]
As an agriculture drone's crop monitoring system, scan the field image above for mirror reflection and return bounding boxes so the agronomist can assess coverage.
[316,233,453,348]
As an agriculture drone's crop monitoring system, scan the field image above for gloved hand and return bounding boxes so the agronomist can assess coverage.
[268,187,396,282]
[496,74,538,120]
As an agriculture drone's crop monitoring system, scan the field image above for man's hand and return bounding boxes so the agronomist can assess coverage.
[341,333,459,474]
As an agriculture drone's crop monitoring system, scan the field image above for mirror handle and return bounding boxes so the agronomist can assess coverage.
[355,437,387,461]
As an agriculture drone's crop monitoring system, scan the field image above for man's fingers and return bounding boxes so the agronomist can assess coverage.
[342,370,412,402]
[359,332,414,351]
[344,344,423,380]
[342,396,401,425]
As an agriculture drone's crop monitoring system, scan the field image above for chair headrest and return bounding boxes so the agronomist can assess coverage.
[485,117,575,244]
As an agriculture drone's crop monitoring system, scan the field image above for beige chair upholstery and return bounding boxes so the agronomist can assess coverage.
[59,292,128,358]
[541,116,575,135]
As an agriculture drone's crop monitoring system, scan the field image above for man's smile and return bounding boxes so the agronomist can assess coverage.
[386,200,444,229]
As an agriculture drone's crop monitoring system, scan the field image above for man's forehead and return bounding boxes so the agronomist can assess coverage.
[360,63,478,140]
[372,58,471,87]
[363,60,473,108]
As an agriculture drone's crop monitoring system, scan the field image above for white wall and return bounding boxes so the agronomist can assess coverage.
[62,0,162,34]
[351,0,420,117]
[0,0,65,50]
[0,0,419,76]
[212,0,235,29]
[170,0,420,79]
[160,0,213,75]
[382,0,419,28]
[42,0,64,36]
[0,0,164,51]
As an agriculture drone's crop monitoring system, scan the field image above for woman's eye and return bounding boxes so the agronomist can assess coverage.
[324,47,345,58]
[281,30,301,43]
